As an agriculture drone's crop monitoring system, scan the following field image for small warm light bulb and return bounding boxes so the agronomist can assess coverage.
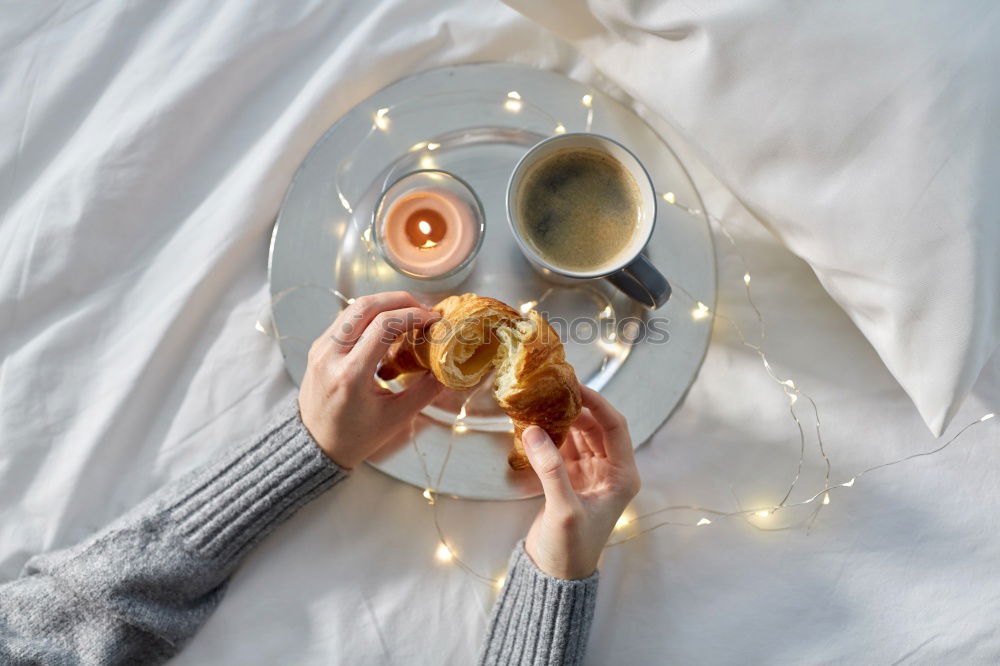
[409,141,428,152]
[782,379,795,389]
[615,515,631,530]
[374,107,390,131]
[743,273,751,285]
[504,91,523,112]
[696,518,712,526]
[662,192,676,204]
[982,413,996,422]
[822,493,830,505]
[361,226,372,242]
[788,392,798,405]
[554,123,567,134]
[419,155,436,169]
[495,577,505,590]
[435,543,453,562]
[581,93,593,108]
[691,302,710,320]
[422,488,435,505]
[756,510,770,518]
[427,142,440,151]
[453,422,468,434]
[843,477,856,487]
[598,305,614,319]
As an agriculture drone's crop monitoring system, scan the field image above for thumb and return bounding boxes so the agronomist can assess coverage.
[523,426,577,510]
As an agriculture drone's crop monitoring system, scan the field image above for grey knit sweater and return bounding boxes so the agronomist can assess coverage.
[0,398,597,665]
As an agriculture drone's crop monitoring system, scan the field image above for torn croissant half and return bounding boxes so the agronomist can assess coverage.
[377,293,582,470]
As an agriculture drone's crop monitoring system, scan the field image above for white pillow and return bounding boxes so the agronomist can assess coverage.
[506,0,1000,435]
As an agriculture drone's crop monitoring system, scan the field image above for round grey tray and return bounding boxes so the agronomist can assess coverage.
[269,64,716,500]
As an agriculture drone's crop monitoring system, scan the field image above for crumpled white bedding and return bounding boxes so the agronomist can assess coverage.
[1,1,998,664]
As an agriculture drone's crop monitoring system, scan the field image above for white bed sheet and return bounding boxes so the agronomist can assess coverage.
[1,1,998,664]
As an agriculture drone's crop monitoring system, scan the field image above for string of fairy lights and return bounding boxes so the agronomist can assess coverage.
[259,89,997,589]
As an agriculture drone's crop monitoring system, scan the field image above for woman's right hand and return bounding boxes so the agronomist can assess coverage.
[522,386,641,580]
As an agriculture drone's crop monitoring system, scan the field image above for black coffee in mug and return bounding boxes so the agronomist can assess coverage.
[507,133,671,310]
[516,148,642,272]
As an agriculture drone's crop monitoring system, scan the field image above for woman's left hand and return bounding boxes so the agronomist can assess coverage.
[298,291,443,469]
[522,386,641,579]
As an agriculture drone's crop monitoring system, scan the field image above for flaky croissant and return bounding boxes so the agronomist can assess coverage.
[377,293,582,470]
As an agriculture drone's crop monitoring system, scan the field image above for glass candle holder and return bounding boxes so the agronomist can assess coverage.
[373,170,485,291]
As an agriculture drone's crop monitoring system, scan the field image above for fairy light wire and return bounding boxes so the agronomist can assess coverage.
[671,203,834,518]
[258,110,997,587]
[257,191,996,586]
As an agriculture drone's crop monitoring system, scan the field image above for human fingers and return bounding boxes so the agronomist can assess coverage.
[580,385,632,457]
[580,387,641,499]
[349,307,440,373]
[389,372,444,416]
[523,426,579,511]
[570,409,606,457]
[324,292,424,354]
[579,385,633,463]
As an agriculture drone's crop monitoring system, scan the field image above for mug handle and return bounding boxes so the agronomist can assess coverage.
[606,255,671,309]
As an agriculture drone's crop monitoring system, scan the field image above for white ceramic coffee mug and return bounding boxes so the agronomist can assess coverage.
[506,133,671,309]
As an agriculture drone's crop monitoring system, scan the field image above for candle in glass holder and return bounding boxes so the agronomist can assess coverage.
[382,190,476,276]
[375,171,483,282]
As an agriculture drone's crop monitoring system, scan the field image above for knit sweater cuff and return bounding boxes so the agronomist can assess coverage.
[479,541,599,666]
[164,398,347,565]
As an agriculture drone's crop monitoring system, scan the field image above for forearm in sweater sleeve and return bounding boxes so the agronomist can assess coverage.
[0,397,347,665]
[479,541,599,666]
